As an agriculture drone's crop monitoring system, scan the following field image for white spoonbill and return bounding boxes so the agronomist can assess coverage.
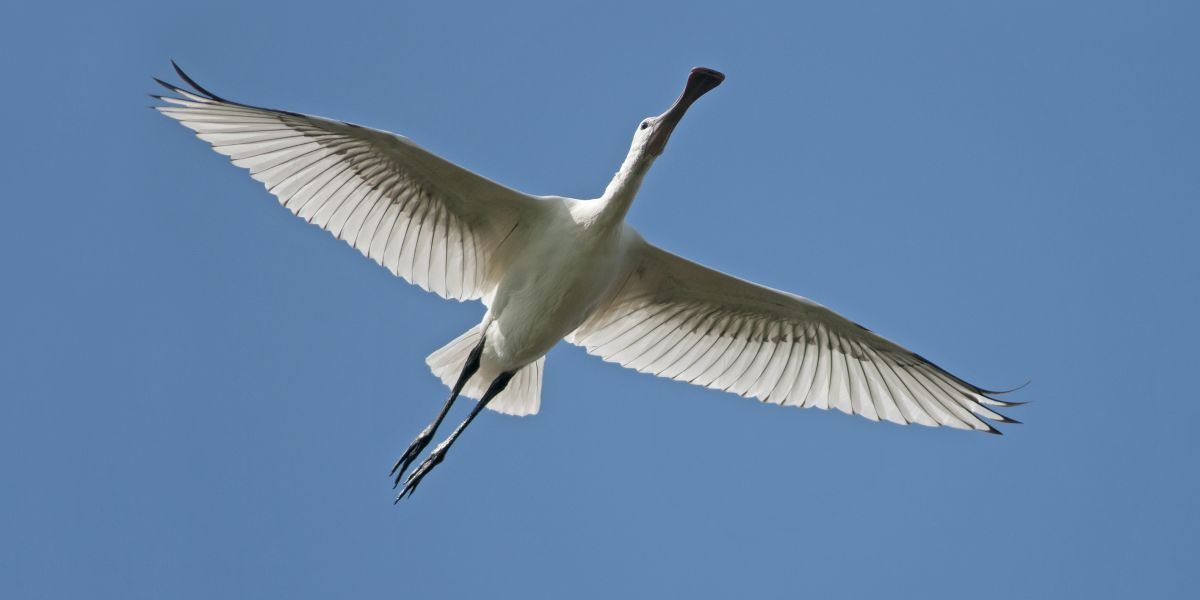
[154,63,1021,501]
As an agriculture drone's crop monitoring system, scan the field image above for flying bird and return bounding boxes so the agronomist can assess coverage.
[153,63,1021,501]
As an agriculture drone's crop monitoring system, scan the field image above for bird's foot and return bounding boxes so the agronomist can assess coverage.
[394,441,449,502]
[390,424,436,487]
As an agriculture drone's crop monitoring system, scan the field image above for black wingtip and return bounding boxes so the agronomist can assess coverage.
[986,379,1032,396]
[152,77,183,94]
[983,394,1031,408]
[156,61,306,118]
[909,351,1031,401]
[170,60,224,101]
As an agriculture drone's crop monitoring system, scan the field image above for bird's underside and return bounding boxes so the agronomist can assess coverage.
[153,62,1022,500]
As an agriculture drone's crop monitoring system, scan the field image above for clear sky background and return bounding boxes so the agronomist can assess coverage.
[2,1,1197,598]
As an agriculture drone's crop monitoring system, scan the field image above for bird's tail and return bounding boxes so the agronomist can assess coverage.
[425,325,544,416]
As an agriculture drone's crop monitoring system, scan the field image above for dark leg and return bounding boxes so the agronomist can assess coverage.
[395,370,515,502]
[390,336,486,487]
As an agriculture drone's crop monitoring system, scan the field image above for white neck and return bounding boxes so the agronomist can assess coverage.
[595,147,652,227]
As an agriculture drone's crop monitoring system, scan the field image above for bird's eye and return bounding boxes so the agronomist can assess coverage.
[639,120,650,130]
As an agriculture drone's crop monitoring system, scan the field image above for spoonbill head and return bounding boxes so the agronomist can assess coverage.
[644,67,725,157]
[604,67,726,213]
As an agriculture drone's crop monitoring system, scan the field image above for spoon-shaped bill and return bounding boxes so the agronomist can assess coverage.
[646,67,725,156]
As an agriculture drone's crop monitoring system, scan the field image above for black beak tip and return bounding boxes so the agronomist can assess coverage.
[684,67,725,99]
[689,67,726,86]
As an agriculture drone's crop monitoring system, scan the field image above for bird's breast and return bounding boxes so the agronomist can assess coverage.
[484,224,628,368]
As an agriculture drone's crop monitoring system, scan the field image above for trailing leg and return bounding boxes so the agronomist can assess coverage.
[390,336,485,486]
[395,370,515,502]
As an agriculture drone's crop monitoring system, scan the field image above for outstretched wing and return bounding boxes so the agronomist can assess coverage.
[154,62,542,302]
[569,237,1020,432]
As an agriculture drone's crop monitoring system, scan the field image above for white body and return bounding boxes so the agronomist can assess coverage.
[483,200,632,370]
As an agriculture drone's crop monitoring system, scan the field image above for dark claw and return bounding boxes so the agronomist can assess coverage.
[390,425,436,487]
[394,445,447,502]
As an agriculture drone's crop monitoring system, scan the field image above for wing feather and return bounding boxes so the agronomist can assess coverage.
[154,63,543,302]
[570,237,1018,432]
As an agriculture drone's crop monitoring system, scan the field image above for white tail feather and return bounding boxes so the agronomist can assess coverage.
[426,326,544,416]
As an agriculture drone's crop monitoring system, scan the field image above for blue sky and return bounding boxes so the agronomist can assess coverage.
[3,1,1198,597]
